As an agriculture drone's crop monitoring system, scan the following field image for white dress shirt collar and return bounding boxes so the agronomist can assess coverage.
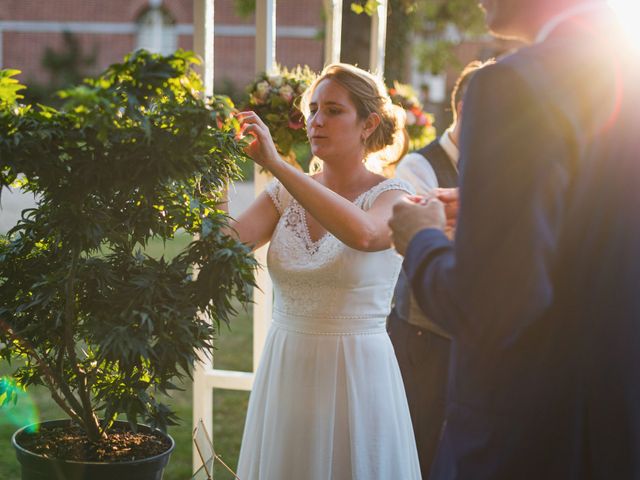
[535,2,612,43]
[440,128,460,168]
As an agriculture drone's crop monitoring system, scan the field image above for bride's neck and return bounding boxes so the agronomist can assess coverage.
[320,160,370,192]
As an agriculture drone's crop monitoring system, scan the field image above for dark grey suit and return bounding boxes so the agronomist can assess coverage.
[388,139,458,479]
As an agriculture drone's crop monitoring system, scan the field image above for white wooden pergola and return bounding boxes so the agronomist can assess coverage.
[191,0,388,470]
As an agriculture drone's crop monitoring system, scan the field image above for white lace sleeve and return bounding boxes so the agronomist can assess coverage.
[264,178,291,216]
[362,178,415,211]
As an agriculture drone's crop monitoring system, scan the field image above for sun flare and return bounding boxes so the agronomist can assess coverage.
[609,0,640,48]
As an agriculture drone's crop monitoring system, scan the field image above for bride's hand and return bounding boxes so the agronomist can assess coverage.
[236,111,280,170]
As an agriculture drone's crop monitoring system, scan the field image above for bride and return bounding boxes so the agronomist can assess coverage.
[229,63,421,479]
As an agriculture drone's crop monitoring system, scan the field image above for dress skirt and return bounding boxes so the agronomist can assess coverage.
[237,312,422,480]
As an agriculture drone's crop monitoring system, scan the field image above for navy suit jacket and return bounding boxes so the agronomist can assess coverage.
[405,13,640,480]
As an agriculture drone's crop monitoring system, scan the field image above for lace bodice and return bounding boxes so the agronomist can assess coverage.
[265,178,413,327]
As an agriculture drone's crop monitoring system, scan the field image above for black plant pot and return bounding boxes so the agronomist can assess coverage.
[12,420,175,480]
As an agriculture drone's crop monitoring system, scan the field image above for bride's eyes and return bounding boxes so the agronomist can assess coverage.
[308,106,343,117]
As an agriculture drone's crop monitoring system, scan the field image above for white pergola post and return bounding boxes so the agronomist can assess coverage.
[191,0,279,473]
[369,0,388,77]
[191,0,215,470]
[252,0,277,372]
[323,0,342,65]
[192,1,214,96]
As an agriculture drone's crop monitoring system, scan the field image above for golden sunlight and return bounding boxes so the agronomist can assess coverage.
[609,0,640,47]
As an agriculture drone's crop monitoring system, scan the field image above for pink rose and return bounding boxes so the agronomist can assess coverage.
[405,110,417,126]
[416,113,428,126]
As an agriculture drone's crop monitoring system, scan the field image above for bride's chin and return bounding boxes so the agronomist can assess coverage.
[310,145,325,158]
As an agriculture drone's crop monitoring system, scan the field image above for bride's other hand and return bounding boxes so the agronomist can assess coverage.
[236,111,280,170]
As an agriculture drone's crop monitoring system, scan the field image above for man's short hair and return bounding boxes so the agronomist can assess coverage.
[451,59,495,123]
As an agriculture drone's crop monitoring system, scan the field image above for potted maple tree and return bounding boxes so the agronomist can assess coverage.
[0,50,256,479]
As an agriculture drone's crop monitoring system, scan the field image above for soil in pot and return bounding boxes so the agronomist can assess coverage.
[16,422,172,462]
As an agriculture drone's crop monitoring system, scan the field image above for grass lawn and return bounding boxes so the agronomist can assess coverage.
[0,233,254,479]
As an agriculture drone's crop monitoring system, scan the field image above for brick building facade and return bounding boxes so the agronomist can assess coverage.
[0,0,325,92]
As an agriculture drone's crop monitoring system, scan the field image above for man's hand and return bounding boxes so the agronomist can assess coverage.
[435,187,459,240]
[435,188,459,227]
[389,196,446,256]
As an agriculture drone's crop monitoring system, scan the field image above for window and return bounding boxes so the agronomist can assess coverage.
[136,7,177,55]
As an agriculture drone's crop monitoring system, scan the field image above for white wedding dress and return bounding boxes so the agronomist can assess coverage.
[236,178,422,480]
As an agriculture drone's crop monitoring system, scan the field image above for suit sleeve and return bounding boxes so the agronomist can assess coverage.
[405,63,571,344]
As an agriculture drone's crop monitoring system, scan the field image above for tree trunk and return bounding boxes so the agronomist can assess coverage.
[340,2,371,70]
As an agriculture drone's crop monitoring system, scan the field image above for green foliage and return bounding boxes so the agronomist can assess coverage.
[351,0,381,15]
[0,70,26,107]
[417,38,462,74]
[0,50,258,441]
[0,377,21,407]
[23,31,98,107]
[233,0,256,17]
[351,0,486,75]
[43,31,97,88]
[407,0,486,32]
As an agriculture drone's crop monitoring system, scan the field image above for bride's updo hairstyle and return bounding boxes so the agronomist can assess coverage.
[301,63,406,168]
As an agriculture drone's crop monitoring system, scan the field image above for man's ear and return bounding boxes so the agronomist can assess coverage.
[363,112,381,139]
[456,101,464,120]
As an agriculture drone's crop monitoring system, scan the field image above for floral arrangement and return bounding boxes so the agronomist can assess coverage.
[246,65,316,165]
[388,81,436,151]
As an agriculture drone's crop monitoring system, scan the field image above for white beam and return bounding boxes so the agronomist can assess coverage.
[369,0,388,77]
[323,0,342,65]
[193,0,214,96]
[214,25,317,38]
[0,21,318,39]
[208,369,254,390]
[192,2,215,471]
[0,20,139,34]
[192,344,213,470]
[255,0,276,74]
[253,0,277,373]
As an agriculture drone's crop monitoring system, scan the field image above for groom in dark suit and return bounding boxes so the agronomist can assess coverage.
[389,0,640,479]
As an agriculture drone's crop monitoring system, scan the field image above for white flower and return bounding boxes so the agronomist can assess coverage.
[255,81,271,102]
[279,84,294,103]
[267,74,284,87]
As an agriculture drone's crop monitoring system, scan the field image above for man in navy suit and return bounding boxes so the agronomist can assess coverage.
[389,0,640,479]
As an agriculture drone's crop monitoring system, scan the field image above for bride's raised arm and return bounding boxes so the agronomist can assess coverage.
[237,111,406,252]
